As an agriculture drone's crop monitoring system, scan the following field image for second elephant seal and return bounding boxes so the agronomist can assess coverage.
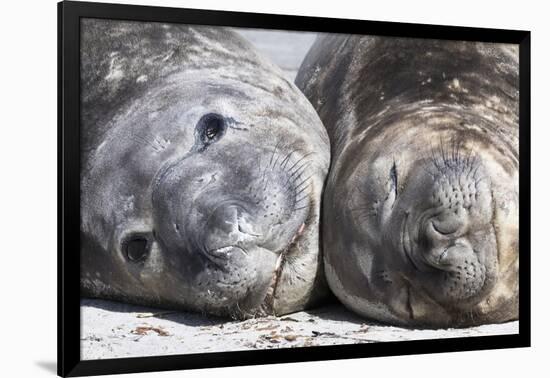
[296,35,519,327]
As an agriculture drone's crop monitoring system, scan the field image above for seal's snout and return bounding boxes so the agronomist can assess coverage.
[413,206,489,304]
[420,208,470,268]
[208,205,260,237]
[203,203,262,258]
[436,243,473,267]
[423,237,475,271]
[396,153,499,307]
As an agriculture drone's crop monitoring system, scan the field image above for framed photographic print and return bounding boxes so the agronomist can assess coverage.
[58,0,530,376]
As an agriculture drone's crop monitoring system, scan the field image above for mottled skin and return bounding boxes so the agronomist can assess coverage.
[80,19,330,318]
[296,35,518,327]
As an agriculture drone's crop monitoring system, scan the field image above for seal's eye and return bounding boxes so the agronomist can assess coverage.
[123,235,150,263]
[197,113,226,145]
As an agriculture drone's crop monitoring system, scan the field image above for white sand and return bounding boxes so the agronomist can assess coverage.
[81,299,518,360]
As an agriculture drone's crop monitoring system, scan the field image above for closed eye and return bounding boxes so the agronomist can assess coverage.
[389,161,398,199]
[380,162,399,224]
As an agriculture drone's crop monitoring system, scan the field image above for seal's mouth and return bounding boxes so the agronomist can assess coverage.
[203,245,248,263]
[400,209,489,309]
[262,221,307,313]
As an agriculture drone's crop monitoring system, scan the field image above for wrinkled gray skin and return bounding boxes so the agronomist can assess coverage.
[296,36,519,327]
[80,19,330,319]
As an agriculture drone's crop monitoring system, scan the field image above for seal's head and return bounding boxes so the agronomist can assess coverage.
[296,35,519,327]
[80,20,329,318]
[326,123,518,327]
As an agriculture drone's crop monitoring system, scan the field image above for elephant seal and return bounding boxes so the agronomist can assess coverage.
[80,19,330,319]
[296,35,519,327]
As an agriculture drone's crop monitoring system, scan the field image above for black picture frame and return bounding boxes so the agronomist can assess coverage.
[58,1,531,376]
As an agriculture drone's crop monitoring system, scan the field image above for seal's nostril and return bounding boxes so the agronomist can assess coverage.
[209,205,239,233]
[431,221,457,236]
[427,242,472,269]
[206,204,265,240]
[123,235,150,262]
[429,208,468,238]
[438,248,448,264]
[237,223,261,237]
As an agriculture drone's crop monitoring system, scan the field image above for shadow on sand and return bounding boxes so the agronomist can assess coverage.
[81,298,228,327]
[81,297,388,328]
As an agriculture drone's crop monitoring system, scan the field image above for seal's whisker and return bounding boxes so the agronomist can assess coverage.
[289,169,308,187]
[283,163,310,190]
[292,197,310,213]
[286,151,315,174]
[287,162,312,186]
[260,140,284,183]
[294,183,311,198]
[292,205,309,212]
[289,163,312,182]
[470,160,483,178]
[284,173,312,196]
[288,154,311,172]
[268,138,283,167]
[260,155,272,183]
[271,146,286,168]
[293,174,313,191]
[295,193,309,204]
[439,136,450,166]
[280,150,295,169]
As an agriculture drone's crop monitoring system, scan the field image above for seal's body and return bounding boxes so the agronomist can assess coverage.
[296,35,518,327]
[80,19,330,318]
